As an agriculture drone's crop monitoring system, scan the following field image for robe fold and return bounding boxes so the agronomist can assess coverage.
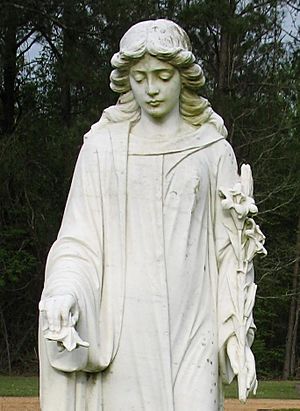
[39,121,255,410]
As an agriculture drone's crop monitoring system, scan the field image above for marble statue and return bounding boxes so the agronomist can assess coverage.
[39,19,266,411]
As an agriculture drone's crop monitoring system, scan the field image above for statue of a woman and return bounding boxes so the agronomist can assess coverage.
[39,19,265,411]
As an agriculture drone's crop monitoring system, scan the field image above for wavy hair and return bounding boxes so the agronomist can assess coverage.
[99,20,226,136]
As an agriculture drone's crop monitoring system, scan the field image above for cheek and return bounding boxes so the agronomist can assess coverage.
[166,76,181,99]
[167,82,181,102]
[130,83,144,104]
[129,77,141,96]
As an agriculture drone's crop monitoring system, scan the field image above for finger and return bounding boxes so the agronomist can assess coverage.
[75,334,90,348]
[253,379,258,395]
[38,300,45,311]
[63,295,78,325]
[227,342,239,374]
[40,310,49,331]
[67,295,79,323]
[47,300,61,332]
[52,305,62,332]
[71,307,79,324]
[61,303,71,327]
[247,375,257,396]
[250,373,257,392]
[246,357,256,392]
[45,300,54,331]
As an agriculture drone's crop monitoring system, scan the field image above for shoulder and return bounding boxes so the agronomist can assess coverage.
[215,139,236,159]
[211,139,237,170]
[83,120,130,151]
[83,121,110,148]
[197,123,235,159]
[201,135,237,177]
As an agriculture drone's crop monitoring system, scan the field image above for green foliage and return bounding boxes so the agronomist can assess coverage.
[0,376,38,397]
[224,380,300,399]
[0,242,37,287]
[1,376,300,399]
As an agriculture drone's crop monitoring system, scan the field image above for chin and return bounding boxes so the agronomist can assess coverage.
[150,113,165,119]
[145,109,166,119]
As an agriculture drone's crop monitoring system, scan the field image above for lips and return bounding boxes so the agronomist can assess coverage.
[147,100,162,107]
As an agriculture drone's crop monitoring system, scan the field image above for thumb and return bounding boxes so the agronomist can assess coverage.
[227,338,239,375]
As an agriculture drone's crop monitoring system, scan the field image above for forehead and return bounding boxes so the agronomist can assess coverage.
[130,54,174,72]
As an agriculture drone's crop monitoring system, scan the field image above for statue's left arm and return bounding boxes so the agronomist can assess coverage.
[214,140,266,401]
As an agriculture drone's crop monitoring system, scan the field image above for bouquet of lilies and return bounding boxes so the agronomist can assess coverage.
[219,165,267,402]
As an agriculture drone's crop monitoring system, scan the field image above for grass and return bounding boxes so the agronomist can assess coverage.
[0,376,38,397]
[224,380,300,399]
[0,376,299,400]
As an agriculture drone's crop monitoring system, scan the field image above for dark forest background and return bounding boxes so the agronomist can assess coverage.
[0,0,299,379]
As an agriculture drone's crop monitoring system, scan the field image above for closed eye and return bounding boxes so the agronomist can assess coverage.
[158,70,174,81]
[132,74,145,83]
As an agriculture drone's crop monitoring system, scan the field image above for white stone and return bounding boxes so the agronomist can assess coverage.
[39,19,266,410]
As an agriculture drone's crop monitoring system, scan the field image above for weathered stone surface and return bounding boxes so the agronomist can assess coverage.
[39,19,265,411]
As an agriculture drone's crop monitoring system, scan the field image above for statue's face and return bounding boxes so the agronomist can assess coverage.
[129,54,181,120]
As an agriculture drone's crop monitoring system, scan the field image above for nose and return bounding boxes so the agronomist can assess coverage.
[146,77,159,96]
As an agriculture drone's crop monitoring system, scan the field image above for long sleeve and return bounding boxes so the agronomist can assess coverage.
[40,138,107,372]
[39,124,129,411]
[43,140,104,307]
[214,141,257,384]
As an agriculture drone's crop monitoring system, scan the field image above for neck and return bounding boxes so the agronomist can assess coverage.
[133,108,187,138]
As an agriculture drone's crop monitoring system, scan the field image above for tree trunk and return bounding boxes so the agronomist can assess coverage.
[60,0,74,127]
[283,214,300,378]
[215,0,236,138]
[1,6,17,135]
[291,303,299,376]
[0,307,11,375]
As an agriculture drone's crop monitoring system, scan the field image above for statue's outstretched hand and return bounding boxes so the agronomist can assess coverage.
[226,334,258,396]
[39,294,79,332]
[39,295,89,351]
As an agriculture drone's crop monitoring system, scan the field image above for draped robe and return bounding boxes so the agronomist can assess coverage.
[39,120,255,411]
